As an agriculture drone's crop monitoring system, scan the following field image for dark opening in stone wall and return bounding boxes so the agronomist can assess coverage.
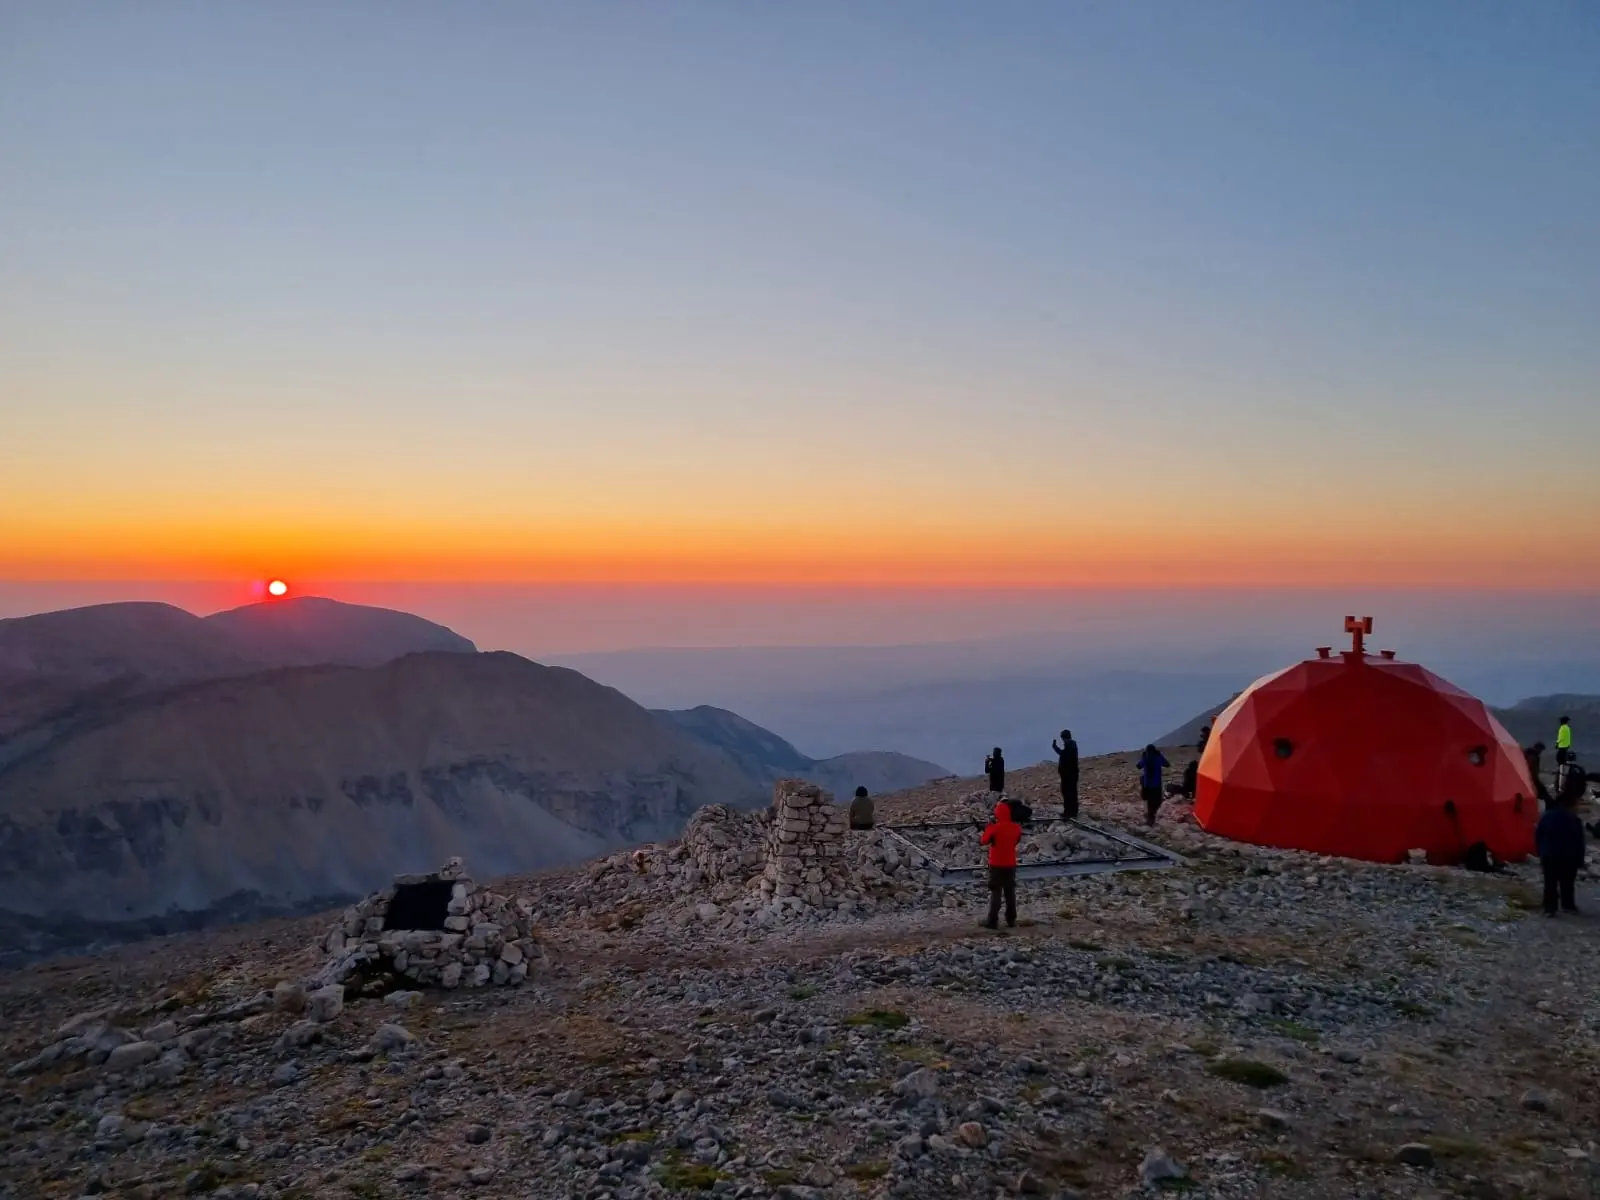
[383,880,452,931]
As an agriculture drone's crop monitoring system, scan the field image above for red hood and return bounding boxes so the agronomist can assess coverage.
[992,801,1014,823]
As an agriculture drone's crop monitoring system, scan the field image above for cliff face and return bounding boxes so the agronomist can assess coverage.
[0,652,761,929]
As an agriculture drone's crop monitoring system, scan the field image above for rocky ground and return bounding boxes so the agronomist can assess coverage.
[3,752,1600,1200]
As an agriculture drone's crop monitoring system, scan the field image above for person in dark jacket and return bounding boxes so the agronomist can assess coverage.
[1557,756,1588,809]
[1180,758,1199,802]
[985,748,1006,794]
[1536,795,1585,916]
[1051,729,1080,819]
[848,786,874,830]
[1196,724,1212,759]
[1136,744,1170,826]
[1524,742,1551,805]
[980,799,1022,929]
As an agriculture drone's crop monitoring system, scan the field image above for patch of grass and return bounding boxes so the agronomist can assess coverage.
[1392,999,1436,1020]
[886,1044,945,1065]
[761,1169,798,1186]
[843,1161,890,1180]
[1067,938,1104,952]
[1259,1151,1306,1178]
[656,1158,726,1191]
[788,985,819,1001]
[1098,955,1135,972]
[1265,1019,1320,1043]
[1406,949,1437,967]
[1426,1136,1490,1160]
[1216,950,1261,967]
[844,1009,910,1031]
[607,1130,656,1143]
[1207,1059,1289,1088]
[360,1145,391,1162]
[1150,949,1187,963]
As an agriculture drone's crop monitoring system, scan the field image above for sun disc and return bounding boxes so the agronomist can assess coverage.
[267,579,288,597]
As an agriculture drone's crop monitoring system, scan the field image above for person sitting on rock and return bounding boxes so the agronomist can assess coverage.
[985,747,1006,794]
[849,786,874,830]
[1136,744,1170,826]
[980,799,1022,930]
[1179,758,1199,802]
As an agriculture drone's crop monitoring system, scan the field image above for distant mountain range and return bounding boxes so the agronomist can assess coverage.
[0,597,943,962]
[654,705,949,798]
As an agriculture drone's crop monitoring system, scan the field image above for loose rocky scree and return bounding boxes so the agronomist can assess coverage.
[2,757,1599,1200]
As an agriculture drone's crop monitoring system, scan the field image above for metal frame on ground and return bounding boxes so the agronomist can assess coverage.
[878,816,1186,885]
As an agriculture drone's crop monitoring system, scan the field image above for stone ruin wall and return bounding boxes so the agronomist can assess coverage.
[313,856,545,991]
[758,780,850,907]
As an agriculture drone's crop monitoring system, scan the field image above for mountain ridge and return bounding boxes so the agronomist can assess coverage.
[654,704,951,797]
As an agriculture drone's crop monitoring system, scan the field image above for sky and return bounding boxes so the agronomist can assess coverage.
[3,2,1598,599]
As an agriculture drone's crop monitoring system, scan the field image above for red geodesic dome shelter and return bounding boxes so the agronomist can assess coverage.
[1193,617,1537,865]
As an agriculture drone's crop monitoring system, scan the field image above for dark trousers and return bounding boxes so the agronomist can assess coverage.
[1059,775,1079,819]
[1542,858,1580,913]
[988,774,1005,793]
[986,866,1017,928]
[1142,786,1163,826]
[1556,748,1571,768]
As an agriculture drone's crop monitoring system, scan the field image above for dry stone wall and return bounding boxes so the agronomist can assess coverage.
[311,857,545,991]
[758,780,850,907]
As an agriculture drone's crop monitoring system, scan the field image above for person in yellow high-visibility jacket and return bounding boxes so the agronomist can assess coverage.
[1556,716,1573,768]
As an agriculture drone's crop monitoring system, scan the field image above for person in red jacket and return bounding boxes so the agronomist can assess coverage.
[980,800,1023,930]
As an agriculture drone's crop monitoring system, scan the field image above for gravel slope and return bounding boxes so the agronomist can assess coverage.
[2,753,1598,1200]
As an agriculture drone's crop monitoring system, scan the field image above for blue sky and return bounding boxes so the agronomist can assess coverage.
[2,2,1597,588]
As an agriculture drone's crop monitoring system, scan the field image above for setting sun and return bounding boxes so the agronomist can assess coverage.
[267,579,288,597]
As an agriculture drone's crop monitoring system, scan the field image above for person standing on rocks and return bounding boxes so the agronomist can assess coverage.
[980,799,1022,929]
[1536,788,1585,916]
[985,747,1006,794]
[849,786,874,830]
[1052,729,1080,819]
[1556,716,1573,769]
[1196,724,1212,759]
[1136,744,1170,826]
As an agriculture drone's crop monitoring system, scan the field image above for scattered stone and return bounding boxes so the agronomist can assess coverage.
[1139,1149,1187,1187]
[464,1123,492,1145]
[104,1041,160,1073]
[1521,1088,1550,1113]
[1257,1108,1291,1131]
[372,1023,415,1051]
[892,1067,940,1100]
[1396,1143,1436,1168]
[307,984,344,1024]
[956,1121,988,1147]
[273,981,307,1014]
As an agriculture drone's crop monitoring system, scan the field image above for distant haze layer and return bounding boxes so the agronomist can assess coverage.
[3,583,1596,768]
